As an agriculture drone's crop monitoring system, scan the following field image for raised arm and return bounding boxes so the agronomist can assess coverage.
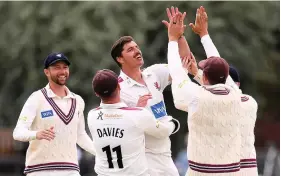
[162,6,191,59]
[190,6,241,93]
[162,6,194,82]
[167,12,200,112]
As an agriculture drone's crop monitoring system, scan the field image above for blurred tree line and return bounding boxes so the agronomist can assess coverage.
[0,1,279,131]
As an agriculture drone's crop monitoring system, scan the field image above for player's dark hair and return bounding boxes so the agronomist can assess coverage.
[111,36,134,68]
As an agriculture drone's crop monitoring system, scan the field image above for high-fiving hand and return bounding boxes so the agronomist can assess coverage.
[189,6,208,38]
[167,11,186,41]
[162,6,186,30]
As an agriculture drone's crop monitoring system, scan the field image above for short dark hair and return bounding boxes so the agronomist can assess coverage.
[92,69,119,99]
[111,36,134,67]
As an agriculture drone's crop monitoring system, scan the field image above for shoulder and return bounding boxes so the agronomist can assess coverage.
[118,107,151,117]
[72,93,85,110]
[28,89,45,101]
[119,107,144,111]
[87,107,101,117]
[72,93,84,103]
[143,64,169,74]
[241,94,257,106]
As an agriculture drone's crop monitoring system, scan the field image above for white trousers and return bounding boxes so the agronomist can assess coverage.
[146,152,179,176]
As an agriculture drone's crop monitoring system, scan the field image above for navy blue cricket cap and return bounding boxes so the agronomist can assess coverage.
[229,65,240,83]
[44,52,70,69]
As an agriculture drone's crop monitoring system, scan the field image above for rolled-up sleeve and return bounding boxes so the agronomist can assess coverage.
[168,41,200,113]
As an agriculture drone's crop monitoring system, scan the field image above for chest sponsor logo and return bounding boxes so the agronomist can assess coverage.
[150,101,167,119]
[104,114,123,118]
[41,110,54,118]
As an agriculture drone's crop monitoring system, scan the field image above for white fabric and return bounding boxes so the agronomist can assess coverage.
[239,94,258,176]
[194,34,258,175]
[119,66,174,155]
[87,102,175,176]
[13,84,95,174]
[168,41,242,175]
[194,35,242,94]
[146,152,179,176]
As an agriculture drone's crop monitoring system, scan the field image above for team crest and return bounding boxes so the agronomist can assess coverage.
[154,82,160,91]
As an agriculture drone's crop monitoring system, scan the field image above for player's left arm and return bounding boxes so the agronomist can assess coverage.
[191,6,241,93]
[76,95,96,156]
[135,109,180,138]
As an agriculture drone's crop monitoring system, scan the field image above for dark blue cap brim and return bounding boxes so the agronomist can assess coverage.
[45,59,70,68]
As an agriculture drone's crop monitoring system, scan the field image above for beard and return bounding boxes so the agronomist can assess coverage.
[50,74,68,86]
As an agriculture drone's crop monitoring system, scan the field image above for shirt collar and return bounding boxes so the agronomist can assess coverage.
[119,70,152,87]
[203,84,233,90]
[99,102,128,109]
[45,83,75,99]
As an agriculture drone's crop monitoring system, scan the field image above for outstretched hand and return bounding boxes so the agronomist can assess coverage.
[189,6,208,38]
[163,6,187,39]
[168,11,186,41]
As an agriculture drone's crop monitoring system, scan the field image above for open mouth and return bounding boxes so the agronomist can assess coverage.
[135,54,142,60]
[58,75,66,81]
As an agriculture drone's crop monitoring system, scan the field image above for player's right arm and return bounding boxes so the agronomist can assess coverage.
[135,108,179,139]
[167,12,200,112]
[13,92,55,142]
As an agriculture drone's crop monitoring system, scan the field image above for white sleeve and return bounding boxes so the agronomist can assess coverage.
[135,109,175,138]
[13,92,38,142]
[201,35,241,93]
[76,96,96,156]
[193,69,203,85]
[168,41,200,112]
[144,64,171,92]
[201,35,221,58]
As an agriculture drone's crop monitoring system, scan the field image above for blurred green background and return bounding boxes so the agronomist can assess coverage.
[0,1,279,176]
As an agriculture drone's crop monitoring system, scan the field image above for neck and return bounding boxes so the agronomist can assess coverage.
[49,82,67,97]
[102,97,121,104]
[121,66,144,84]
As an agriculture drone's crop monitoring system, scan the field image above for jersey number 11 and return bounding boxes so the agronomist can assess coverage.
[102,145,124,168]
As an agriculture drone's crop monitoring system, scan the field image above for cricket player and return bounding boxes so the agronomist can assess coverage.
[229,68,258,175]
[87,69,180,176]
[13,53,96,176]
[110,7,191,176]
[189,6,259,175]
[167,9,243,175]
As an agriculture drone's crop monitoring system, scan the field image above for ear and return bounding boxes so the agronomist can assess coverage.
[202,72,208,85]
[117,83,121,91]
[117,57,124,65]
[44,69,49,77]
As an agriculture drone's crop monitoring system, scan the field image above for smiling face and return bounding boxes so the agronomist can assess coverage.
[117,41,144,69]
[44,61,69,86]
